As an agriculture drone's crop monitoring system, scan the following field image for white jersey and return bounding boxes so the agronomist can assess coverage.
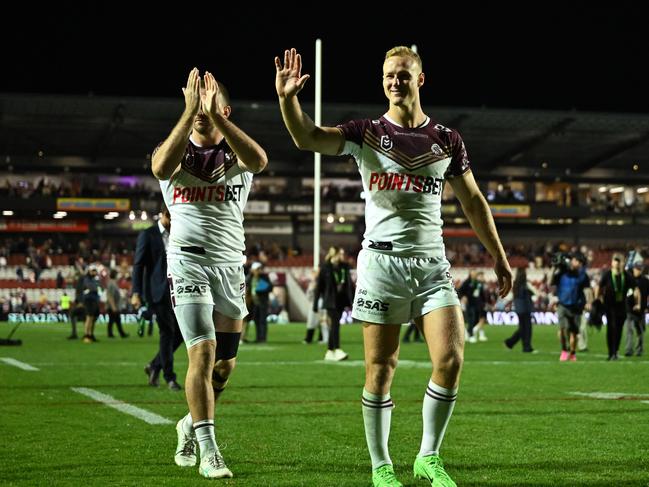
[158,137,252,266]
[338,115,470,258]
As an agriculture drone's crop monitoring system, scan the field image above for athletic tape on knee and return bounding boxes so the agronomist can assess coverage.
[212,368,229,392]
[215,331,241,360]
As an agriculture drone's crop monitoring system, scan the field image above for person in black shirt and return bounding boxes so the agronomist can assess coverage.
[505,267,536,352]
[313,246,354,361]
[596,253,637,361]
[624,261,647,357]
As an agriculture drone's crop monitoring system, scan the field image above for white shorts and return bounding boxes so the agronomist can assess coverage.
[167,257,248,319]
[352,249,460,324]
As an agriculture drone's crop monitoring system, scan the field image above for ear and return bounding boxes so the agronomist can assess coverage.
[418,72,425,88]
[222,105,232,119]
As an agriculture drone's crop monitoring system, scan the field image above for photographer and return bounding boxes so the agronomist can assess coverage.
[551,252,592,361]
[596,253,637,361]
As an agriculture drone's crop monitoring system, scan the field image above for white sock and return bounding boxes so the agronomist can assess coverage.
[361,389,393,469]
[419,380,457,457]
[181,412,193,436]
[193,419,217,457]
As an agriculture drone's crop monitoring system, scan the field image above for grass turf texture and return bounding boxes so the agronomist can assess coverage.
[0,322,647,486]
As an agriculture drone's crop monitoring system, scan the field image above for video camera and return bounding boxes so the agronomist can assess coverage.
[552,251,586,271]
[551,252,571,270]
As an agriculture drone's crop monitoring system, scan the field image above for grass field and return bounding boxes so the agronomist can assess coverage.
[0,321,648,486]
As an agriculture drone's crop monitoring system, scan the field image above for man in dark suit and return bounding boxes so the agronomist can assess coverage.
[131,205,183,390]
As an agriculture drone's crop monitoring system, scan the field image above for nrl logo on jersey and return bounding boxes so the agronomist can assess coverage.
[380,135,393,151]
[431,143,443,156]
[184,153,195,168]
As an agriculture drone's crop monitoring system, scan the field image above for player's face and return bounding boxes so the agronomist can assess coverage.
[383,56,423,107]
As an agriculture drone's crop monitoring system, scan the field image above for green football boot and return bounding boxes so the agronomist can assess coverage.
[413,455,456,487]
[372,464,403,487]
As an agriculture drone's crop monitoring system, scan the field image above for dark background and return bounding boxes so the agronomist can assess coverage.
[2,4,646,112]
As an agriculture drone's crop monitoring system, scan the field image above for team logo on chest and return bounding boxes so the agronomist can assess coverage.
[380,135,393,151]
[431,143,443,156]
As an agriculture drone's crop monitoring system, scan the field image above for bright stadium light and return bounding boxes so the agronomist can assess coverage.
[338,216,345,223]
[129,210,135,220]
[141,211,148,220]
[2,210,14,216]
[326,214,334,224]
[598,186,608,193]
[609,186,624,194]
[637,187,648,194]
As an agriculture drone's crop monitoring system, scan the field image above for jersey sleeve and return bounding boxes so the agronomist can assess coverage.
[444,130,471,178]
[337,118,372,162]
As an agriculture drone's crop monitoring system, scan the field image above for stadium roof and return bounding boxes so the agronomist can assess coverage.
[2,93,648,184]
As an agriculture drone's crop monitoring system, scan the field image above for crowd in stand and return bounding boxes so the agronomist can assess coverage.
[1,235,647,317]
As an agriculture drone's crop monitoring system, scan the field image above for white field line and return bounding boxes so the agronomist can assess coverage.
[569,391,649,402]
[71,387,173,425]
[0,357,39,371]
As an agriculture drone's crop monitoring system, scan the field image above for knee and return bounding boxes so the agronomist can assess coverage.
[434,348,464,378]
[366,356,398,385]
[188,341,216,374]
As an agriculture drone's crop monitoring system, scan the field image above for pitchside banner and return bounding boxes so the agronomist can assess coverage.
[7,312,649,325]
[57,198,130,212]
[7,313,139,323]
[487,311,649,326]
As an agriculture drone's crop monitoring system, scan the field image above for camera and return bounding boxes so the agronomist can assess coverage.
[551,252,571,270]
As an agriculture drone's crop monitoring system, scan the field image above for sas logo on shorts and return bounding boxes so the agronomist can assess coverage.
[176,284,208,295]
[355,298,390,312]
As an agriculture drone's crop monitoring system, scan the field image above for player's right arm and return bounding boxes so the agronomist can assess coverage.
[151,68,201,180]
[275,48,344,156]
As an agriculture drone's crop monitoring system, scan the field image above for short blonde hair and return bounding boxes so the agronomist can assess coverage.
[384,46,422,71]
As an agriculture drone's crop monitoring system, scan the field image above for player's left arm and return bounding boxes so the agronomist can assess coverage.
[203,72,268,173]
[449,170,512,297]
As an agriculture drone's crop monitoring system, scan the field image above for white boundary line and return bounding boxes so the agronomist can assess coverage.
[0,357,39,371]
[71,387,173,425]
[569,391,649,405]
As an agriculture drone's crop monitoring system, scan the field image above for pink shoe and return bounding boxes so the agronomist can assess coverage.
[559,350,570,361]
[569,353,577,362]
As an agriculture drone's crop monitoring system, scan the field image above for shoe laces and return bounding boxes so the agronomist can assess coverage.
[206,450,227,470]
[179,436,196,457]
[374,465,396,481]
[421,456,452,480]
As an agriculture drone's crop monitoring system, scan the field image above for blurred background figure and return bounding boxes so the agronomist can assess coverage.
[402,320,423,343]
[248,261,273,343]
[552,252,592,361]
[459,270,488,343]
[313,246,354,361]
[505,267,536,353]
[625,261,648,357]
[596,253,637,361]
[303,268,329,344]
[80,264,101,343]
[106,269,128,338]
[59,291,72,339]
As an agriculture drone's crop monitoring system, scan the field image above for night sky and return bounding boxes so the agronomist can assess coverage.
[3,4,645,113]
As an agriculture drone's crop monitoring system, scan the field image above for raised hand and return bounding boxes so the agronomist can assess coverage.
[202,71,221,118]
[275,48,310,98]
[182,67,201,115]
